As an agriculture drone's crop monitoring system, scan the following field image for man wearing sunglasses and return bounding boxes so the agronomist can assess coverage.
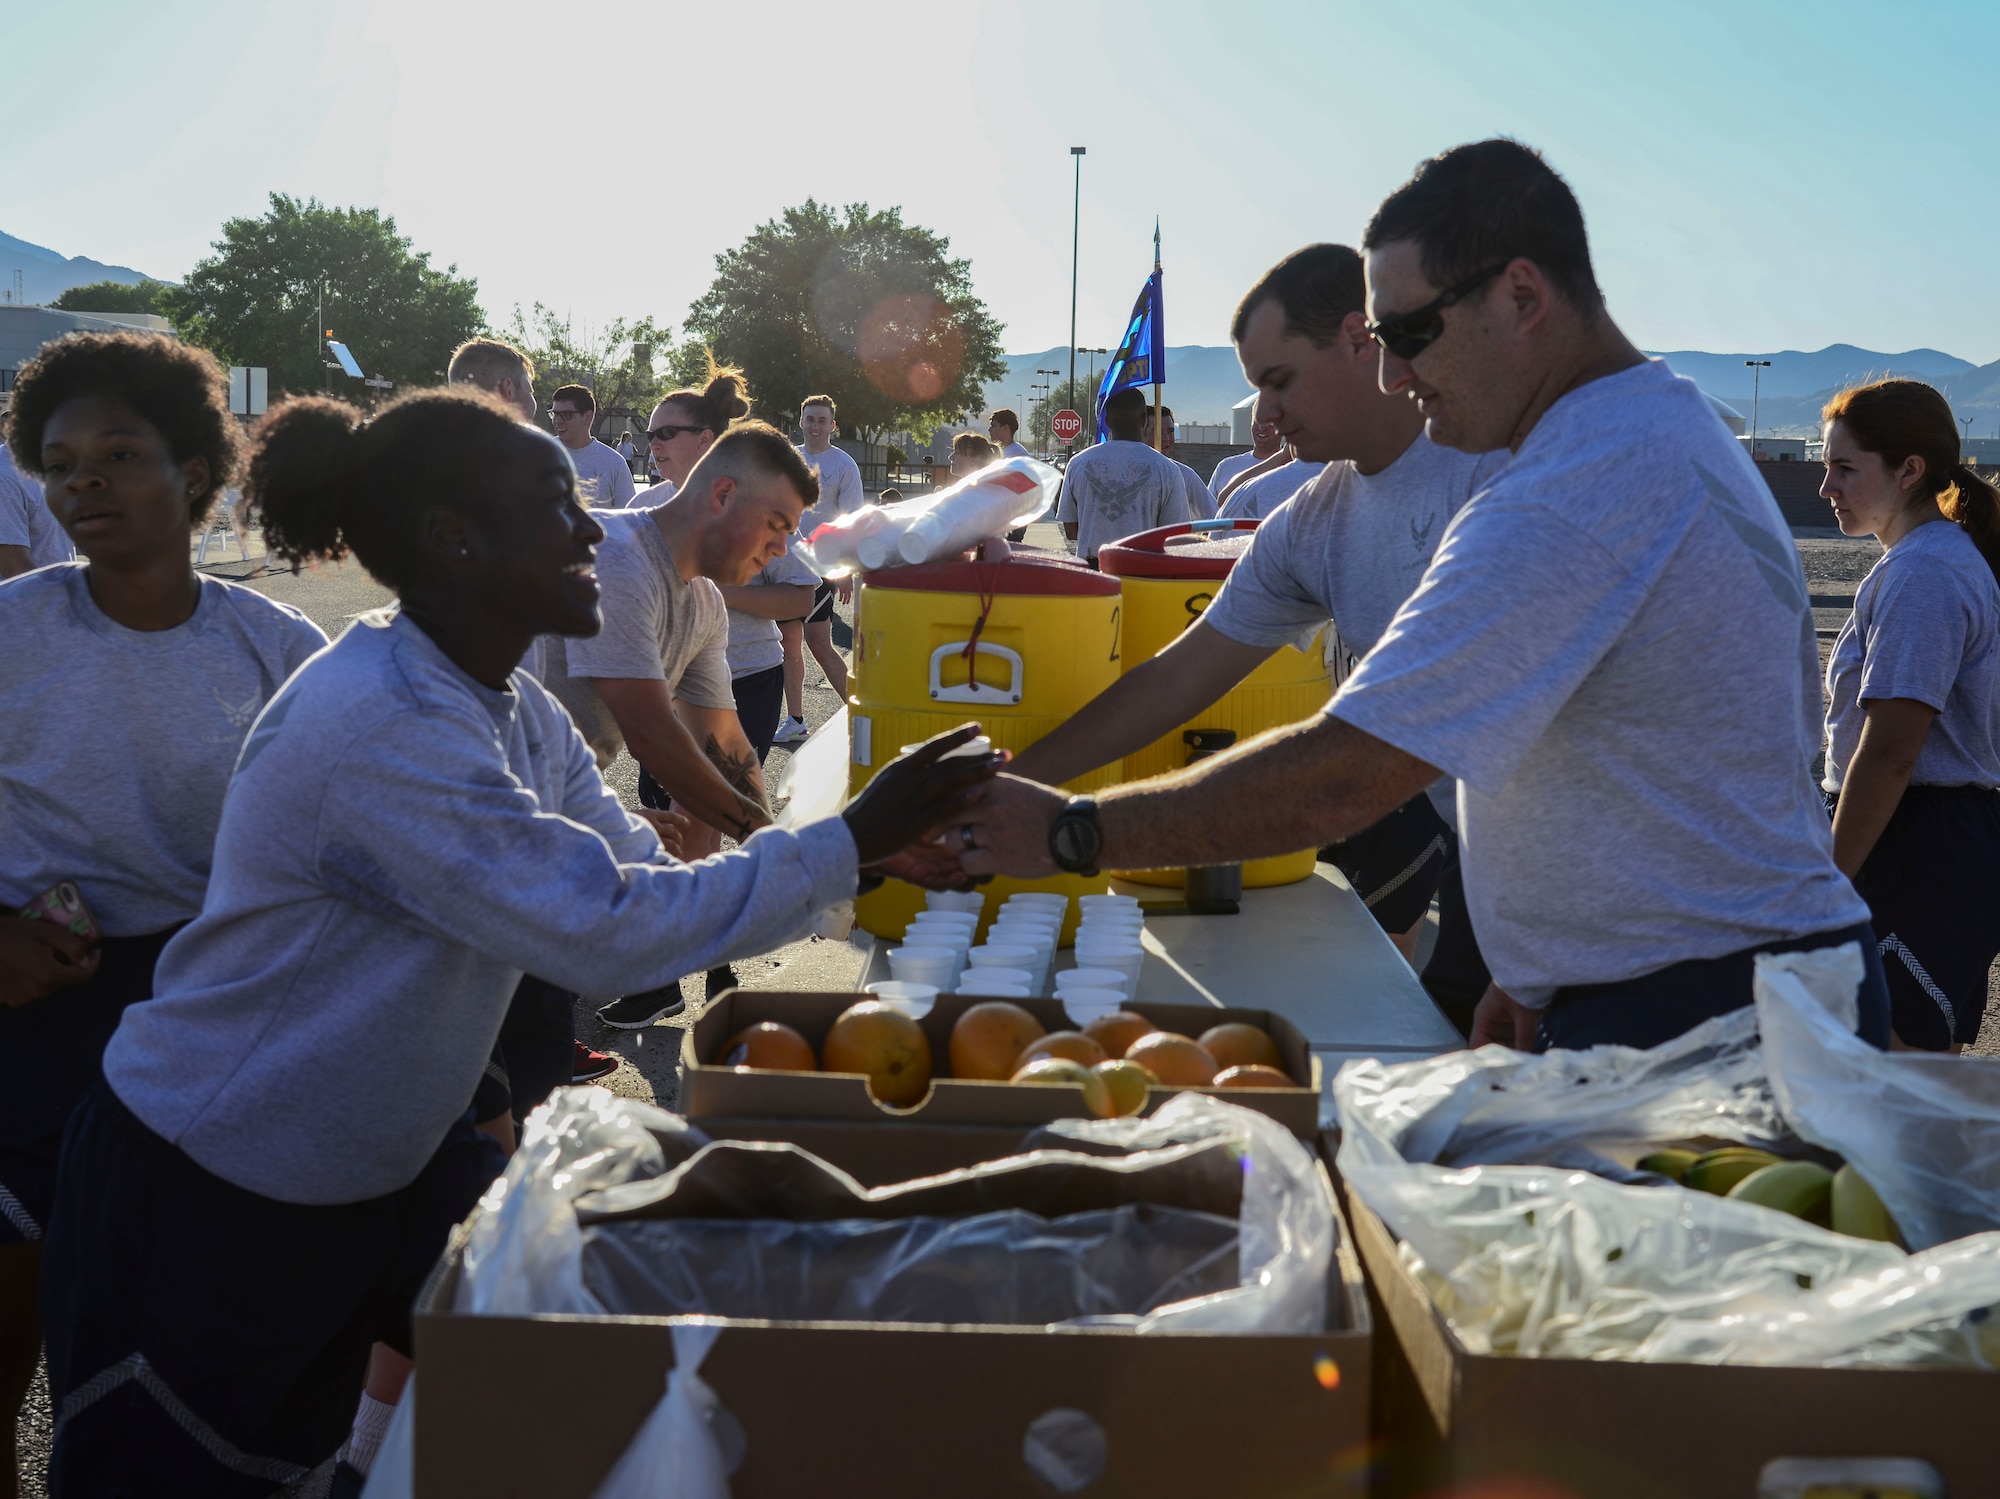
[950,142,1888,1058]
[549,384,637,511]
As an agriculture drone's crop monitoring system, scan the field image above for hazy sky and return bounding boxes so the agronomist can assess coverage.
[10,0,1999,361]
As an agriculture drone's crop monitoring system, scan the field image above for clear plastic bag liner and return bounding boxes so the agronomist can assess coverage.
[1759,958,2000,1252]
[1334,948,2000,1365]
[580,1205,1241,1324]
[772,706,849,829]
[801,457,1059,576]
[588,1322,743,1499]
[461,1091,1327,1336]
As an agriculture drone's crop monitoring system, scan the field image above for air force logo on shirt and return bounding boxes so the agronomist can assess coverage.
[213,684,264,729]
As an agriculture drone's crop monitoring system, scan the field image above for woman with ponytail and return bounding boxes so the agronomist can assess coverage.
[36,385,997,1493]
[0,334,327,1497]
[636,358,754,502]
[1820,378,2000,1050]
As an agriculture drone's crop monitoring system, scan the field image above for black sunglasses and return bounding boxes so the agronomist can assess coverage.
[1366,263,1509,360]
[647,422,708,443]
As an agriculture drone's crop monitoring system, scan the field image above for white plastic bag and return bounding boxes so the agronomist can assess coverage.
[589,1322,742,1499]
[1759,960,2000,1251]
[802,458,1058,574]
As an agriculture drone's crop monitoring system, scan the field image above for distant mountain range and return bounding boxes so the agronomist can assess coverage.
[0,230,159,307]
[981,346,1256,431]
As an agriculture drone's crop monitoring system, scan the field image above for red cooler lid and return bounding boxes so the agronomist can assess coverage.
[1097,520,1261,580]
[862,547,1119,597]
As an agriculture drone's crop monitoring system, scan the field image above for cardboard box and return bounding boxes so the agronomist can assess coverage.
[683,990,1321,1138]
[1341,1170,1994,1497]
[414,1118,1371,1499]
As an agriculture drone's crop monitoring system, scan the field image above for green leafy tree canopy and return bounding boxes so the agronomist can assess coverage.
[161,194,484,398]
[683,201,1006,442]
[51,279,170,315]
[504,303,682,435]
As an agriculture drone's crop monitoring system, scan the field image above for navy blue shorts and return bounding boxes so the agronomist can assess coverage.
[732,662,787,764]
[1534,922,1893,1052]
[1321,792,1453,936]
[1839,784,2000,1049]
[40,1079,504,1496]
[471,972,577,1122]
[0,926,179,1244]
[1420,852,1492,1039]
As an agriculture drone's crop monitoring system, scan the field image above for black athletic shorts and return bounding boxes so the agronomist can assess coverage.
[0,925,180,1245]
[1534,921,1892,1052]
[805,579,836,625]
[1320,792,1453,936]
[1837,784,2000,1049]
[41,1078,504,1496]
[471,973,577,1123]
[1420,851,1491,1039]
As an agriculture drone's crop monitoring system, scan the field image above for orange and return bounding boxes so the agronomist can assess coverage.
[1089,1059,1156,1118]
[1081,1010,1156,1059]
[821,1001,932,1107]
[1199,1022,1283,1072]
[1011,1057,1103,1116]
[1017,1031,1107,1070]
[718,1021,816,1072]
[1125,1032,1219,1087]
[949,1001,1046,1081]
[1213,1064,1294,1089]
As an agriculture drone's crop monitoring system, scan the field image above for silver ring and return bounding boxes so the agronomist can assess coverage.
[959,823,978,853]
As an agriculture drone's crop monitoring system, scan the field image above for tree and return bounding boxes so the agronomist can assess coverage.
[1029,377,1100,453]
[51,279,170,315]
[683,201,1006,442]
[161,194,484,398]
[503,304,679,435]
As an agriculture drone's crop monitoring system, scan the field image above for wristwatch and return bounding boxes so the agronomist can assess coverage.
[1048,796,1102,876]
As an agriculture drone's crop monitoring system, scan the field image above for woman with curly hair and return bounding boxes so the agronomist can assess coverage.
[0,332,327,1497]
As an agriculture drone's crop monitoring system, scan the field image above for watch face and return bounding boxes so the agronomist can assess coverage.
[1053,815,1099,870]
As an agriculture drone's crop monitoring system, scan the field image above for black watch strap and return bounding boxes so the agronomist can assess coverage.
[1048,796,1103,876]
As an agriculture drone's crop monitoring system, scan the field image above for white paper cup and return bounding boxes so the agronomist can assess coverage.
[1078,894,1140,913]
[987,925,1056,951]
[1057,987,1129,1025]
[1004,893,1069,910]
[1074,946,1142,979]
[955,981,1030,999]
[863,980,938,1018]
[888,948,958,985]
[968,943,1038,969]
[927,890,985,914]
[955,967,1034,993]
[1056,967,1132,994]
[908,913,977,936]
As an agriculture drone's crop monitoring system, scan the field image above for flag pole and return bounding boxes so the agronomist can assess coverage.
[1150,219,1163,454]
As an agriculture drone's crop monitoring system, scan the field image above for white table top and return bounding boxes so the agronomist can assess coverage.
[859,863,1465,1123]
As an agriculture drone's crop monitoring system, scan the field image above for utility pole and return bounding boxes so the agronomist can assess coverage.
[1069,146,1085,429]
[1744,359,1770,457]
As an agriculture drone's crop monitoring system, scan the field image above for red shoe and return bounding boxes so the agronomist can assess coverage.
[572,1039,619,1084]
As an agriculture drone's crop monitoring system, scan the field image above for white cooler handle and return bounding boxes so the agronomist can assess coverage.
[928,641,1023,705]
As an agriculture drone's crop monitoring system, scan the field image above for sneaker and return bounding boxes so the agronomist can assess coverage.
[705,964,738,1001]
[571,1039,620,1083]
[772,715,810,744]
[595,985,687,1030]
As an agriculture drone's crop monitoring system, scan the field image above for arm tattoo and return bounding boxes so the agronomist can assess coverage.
[704,732,771,835]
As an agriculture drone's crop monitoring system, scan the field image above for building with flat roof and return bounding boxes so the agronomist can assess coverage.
[0,306,175,404]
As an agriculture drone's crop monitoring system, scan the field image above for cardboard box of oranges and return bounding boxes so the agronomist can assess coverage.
[682,989,1322,1138]
[413,1115,1373,1499]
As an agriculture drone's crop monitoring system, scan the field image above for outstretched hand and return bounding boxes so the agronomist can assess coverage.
[944,773,1073,879]
[842,723,1004,867]
[0,915,100,1009]
[634,806,694,861]
[1468,983,1542,1050]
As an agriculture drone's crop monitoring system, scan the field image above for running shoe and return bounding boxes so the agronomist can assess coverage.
[595,985,687,1029]
[571,1039,620,1083]
[772,715,810,744]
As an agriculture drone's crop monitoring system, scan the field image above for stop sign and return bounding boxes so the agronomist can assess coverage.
[1051,408,1084,444]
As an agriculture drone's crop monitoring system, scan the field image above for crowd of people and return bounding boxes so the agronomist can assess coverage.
[3,134,2000,1495]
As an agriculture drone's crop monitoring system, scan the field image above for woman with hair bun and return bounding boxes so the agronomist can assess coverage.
[0,332,327,1495]
[1821,378,2000,1050]
[635,357,754,502]
[36,384,996,1492]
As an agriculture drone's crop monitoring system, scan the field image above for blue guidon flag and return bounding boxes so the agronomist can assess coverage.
[1096,267,1164,441]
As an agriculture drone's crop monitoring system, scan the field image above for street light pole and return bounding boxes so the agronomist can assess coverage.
[1069,146,1085,431]
[1745,359,1770,457]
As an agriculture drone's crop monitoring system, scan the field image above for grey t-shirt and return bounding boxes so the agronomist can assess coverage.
[538,509,735,766]
[0,565,326,934]
[567,437,637,510]
[1207,449,1267,505]
[727,546,821,679]
[1055,440,1193,560]
[798,443,865,537]
[0,446,73,568]
[1220,460,1327,520]
[1329,359,1868,1003]
[1171,458,1216,521]
[1824,519,2000,790]
[103,609,860,1203]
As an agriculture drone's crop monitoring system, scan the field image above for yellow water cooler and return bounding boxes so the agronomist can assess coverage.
[1098,520,1327,887]
[848,553,1124,945]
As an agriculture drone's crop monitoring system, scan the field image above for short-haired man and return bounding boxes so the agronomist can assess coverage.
[1056,388,1193,564]
[1218,446,1326,521]
[447,337,537,421]
[989,409,1030,459]
[534,423,819,1026]
[957,141,1888,1056]
[549,384,637,510]
[1011,243,1506,1027]
[0,440,73,578]
[1146,405,1217,520]
[774,395,859,745]
[1207,415,1283,507]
